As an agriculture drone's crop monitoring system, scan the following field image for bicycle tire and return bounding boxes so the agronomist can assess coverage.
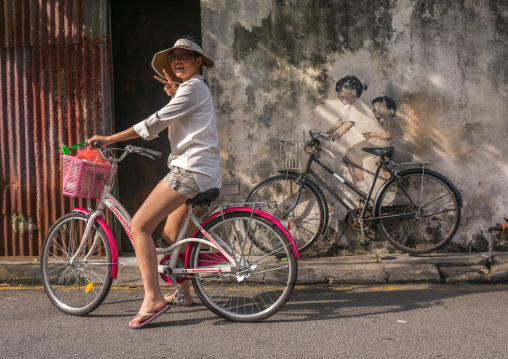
[374,168,461,254]
[189,211,297,322]
[41,212,113,315]
[246,173,327,253]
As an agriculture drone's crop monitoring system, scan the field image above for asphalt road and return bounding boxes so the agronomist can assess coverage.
[1,284,508,358]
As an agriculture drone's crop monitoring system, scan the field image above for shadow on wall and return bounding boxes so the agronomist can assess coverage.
[397,96,453,159]
[203,0,508,255]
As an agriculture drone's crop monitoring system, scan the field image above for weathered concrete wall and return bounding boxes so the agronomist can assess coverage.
[201,0,508,256]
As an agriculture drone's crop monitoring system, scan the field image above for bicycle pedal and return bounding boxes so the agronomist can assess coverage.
[359,241,370,247]
[173,291,186,306]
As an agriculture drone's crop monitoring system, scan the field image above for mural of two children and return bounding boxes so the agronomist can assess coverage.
[324,75,414,192]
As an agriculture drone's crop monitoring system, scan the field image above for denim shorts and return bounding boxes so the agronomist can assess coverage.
[164,166,200,199]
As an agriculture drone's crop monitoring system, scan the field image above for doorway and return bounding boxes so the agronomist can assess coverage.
[110,0,202,251]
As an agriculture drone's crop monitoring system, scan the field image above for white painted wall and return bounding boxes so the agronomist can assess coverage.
[202,0,508,255]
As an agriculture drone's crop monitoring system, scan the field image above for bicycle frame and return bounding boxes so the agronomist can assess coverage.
[280,129,464,245]
[280,148,454,244]
[156,205,300,282]
[70,156,299,282]
[286,151,397,224]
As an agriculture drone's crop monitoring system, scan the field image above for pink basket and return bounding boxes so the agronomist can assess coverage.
[62,155,112,199]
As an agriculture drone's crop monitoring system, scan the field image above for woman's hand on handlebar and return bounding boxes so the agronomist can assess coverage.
[87,128,139,148]
[87,135,112,148]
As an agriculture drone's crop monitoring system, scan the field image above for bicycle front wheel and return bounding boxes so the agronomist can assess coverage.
[374,169,461,254]
[246,174,326,254]
[41,212,113,315]
[189,211,297,322]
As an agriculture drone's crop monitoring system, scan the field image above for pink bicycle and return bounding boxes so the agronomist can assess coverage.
[41,143,299,322]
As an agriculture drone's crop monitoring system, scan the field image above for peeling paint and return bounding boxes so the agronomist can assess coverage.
[203,0,508,255]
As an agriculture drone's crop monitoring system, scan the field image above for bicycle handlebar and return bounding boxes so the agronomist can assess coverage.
[92,142,162,163]
[137,147,163,158]
[309,129,332,141]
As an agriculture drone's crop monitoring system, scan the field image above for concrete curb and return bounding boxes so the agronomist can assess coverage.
[295,253,508,284]
[1,253,508,286]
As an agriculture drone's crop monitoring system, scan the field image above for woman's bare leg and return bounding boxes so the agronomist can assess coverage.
[161,204,194,305]
[129,180,188,326]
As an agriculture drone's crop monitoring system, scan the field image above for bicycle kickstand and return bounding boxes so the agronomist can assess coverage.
[163,267,186,306]
[358,219,370,247]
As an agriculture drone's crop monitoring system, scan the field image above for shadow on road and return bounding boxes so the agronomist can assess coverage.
[271,284,508,323]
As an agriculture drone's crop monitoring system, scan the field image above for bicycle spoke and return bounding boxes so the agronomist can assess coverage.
[47,252,68,264]
[422,192,454,211]
[51,232,69,257]
[80,267,107,284]
[400,224,417,248]
[251,244,291,264]
[421,207,458,218]
[248,265,290,276]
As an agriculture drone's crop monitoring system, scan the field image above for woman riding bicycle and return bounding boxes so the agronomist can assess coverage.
[87,36,221,329]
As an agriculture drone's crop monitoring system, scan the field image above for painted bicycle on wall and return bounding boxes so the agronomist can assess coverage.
[41,143,298,323]
[247,129,463,255]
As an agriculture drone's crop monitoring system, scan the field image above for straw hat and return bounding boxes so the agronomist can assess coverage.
[151,39,215,83]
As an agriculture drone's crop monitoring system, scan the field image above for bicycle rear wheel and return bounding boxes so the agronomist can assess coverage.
[246,174,326,254]
[189,211,297,322]
[41,212,113,315]
[374,169,461,254]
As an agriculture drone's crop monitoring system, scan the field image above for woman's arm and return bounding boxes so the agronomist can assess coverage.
[87,127,140,147]
[134,80,197,140]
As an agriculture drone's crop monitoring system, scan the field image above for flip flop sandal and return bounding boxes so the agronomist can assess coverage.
[129,304,171,329]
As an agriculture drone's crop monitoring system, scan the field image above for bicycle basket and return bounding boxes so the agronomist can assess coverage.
[62,155,112,199]
[279,140,304,170]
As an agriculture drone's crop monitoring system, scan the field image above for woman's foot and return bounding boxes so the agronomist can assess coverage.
[164,291,194,306]
[156,238,170,249]
[129,298,168,328]
[129,304,171,329]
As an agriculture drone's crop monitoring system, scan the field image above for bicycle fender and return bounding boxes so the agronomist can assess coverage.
[277,170,330,235]
[74,208,119,279]
[372,168,463,215]
[186,207,300,261]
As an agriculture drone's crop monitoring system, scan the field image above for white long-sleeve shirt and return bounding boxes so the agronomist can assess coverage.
[133,74,222,192]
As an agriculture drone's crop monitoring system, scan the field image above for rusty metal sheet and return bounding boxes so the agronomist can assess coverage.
[0,0,109,49]
[0,0,113,256]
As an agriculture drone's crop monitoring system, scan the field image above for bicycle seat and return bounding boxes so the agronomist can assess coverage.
[361,147,394,157]
[187,188,220,206]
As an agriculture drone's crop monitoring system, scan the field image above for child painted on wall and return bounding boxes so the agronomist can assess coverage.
[363,95,414,176]
[326,76,383,192]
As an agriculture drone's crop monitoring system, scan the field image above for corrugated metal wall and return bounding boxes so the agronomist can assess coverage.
[0,0,114,256]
